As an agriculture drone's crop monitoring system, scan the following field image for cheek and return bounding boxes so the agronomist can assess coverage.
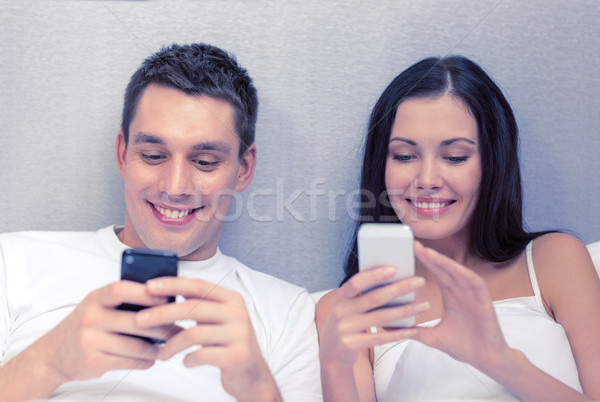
[385,163,412,195]
[456,167,481,206]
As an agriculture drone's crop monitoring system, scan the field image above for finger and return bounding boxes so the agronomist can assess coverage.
[333,328,418,352]
[99,353,157,372]
[84,329,161,361]
[135,299,238,327]
[350,276,425,315]
[364,301,430,329]
[145,277,235,302]
[178,344,265,369]
[96,281,169,308]
[339,300,429,334]
[89,304,182,341]
[119,323,185,344]
[414,242,454,283]
[415,242,490,303]
[158,324,236,360]
[340,266,402,299]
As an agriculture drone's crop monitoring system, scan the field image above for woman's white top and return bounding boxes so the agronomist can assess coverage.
[373,241,582,401]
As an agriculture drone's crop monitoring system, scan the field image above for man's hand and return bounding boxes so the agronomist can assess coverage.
[136,277,282,402]
[0,280,179,400]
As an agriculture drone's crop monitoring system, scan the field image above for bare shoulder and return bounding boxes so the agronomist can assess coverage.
[532,232,600,314]
[532,236,600,395]
[315,288,339,331]
[531,232,594,274]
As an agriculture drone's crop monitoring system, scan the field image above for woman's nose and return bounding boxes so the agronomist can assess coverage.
[414,160,442,190]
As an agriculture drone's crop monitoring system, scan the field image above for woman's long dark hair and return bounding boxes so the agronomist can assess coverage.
[343,55,552,284]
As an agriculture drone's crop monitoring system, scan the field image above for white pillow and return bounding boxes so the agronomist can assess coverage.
[587,241,600,276]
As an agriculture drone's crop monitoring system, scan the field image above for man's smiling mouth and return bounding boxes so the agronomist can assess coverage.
[151,203,202,219]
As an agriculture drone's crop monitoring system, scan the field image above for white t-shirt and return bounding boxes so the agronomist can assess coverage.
[0,226,322,401]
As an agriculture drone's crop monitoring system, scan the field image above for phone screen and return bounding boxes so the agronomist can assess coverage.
[117,248,178,312]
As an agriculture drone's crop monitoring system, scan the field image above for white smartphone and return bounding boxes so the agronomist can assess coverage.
[357,223,415,327]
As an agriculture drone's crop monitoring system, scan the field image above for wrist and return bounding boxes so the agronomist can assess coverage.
[0,339,66,400]
[479,346,526,382]
[235,381,282,402]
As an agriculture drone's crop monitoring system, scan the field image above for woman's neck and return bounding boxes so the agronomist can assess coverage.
[417,229,475,266]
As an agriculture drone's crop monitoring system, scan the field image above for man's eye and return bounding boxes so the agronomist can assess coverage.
[193,160,219,169]
[140,153,165,163]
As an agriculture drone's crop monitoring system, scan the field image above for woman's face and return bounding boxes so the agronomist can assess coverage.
[385,95,481,241]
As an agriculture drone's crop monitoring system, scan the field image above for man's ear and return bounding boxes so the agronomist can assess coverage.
[234,144,257,193]
[115,130,127,179]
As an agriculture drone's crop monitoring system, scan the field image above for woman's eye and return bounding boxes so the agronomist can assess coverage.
[446,156,468,164]
[392,154,413,162]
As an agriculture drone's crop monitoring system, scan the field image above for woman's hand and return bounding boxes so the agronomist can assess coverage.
[316,266,427,402]
[317,267,427,367]
[412,241,512,371]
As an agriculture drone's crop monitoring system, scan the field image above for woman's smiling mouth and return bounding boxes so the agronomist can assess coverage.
[408,199,455,209]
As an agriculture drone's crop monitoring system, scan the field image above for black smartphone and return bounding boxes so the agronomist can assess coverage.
[116,248,178,343]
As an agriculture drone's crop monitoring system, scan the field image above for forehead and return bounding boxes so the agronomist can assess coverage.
[392,95,478,143]
[130,84,240,149]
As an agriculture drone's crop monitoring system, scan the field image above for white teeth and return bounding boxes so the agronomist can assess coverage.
[412,201,449,209]
[153,204,191,219]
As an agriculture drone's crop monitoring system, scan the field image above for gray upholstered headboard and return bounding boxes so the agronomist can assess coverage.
[1,1,599,292]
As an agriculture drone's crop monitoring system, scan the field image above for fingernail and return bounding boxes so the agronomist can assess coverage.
[137,311,150,322]
[383,267,397,277]
[410,277,425,289]
[158,349,170,361]
[403,328,417,337]
[412,301,430,313]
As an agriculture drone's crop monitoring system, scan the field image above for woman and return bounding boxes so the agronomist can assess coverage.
[316,56,600,401]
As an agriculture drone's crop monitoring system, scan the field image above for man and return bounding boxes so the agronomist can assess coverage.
[0,43,321,401]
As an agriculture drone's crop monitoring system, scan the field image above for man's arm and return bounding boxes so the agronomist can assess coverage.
[0,281,176,401]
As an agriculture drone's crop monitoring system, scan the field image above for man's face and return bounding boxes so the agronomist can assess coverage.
[116,84,256,260]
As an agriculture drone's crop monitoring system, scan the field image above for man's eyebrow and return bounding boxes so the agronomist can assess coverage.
[132,133,232,154]
[132,132,165,145]
[191,141,231,153]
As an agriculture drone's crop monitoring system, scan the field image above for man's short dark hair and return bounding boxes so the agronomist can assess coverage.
[121,43,258,159]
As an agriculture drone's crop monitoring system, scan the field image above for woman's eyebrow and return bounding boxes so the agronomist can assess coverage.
[440,137,477,146]
[389,137,417,145]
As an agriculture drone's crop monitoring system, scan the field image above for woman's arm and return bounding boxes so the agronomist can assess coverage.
[316,290,374,402]
[532,233,600,398]
[315,268,425,402]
